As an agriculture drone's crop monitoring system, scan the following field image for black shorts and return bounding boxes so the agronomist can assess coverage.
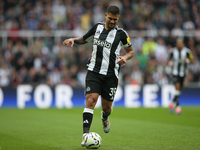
[172,75,185,87]
[85,71,118,101]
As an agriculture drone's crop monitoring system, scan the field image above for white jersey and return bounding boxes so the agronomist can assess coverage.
[169,47,193,77]
[83,22,132,78]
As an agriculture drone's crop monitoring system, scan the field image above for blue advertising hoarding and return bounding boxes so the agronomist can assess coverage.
[0,84,199,108]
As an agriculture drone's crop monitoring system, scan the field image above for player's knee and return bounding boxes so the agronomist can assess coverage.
[86,97,97,109]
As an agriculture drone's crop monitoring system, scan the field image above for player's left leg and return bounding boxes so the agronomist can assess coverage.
[173,78,184,114]
[173,82,181,106]
[169,82,181,113]
[101,98,113,133]
[100,75,118,133]
[170,76,183,114]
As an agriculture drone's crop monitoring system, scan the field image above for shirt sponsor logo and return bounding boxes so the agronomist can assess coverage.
[96,31,100,35]
[93,38,111,49]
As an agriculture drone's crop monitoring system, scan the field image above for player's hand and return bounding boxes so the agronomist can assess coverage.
[184,58,190,64]
[168,61,173,67]
[117,56,127,67]
[63,38,75,47]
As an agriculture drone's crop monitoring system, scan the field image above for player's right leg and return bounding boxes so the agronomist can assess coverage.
[169,101,175,114]
[81,71,102,146]
[81,93,99,147]
[81,133,87,147]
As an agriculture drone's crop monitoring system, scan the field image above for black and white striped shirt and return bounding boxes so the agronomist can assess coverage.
[83,22,132,78]
[169,47,193,77]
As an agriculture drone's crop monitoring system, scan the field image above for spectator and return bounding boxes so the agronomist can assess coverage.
[154,38,168,64]
[80,10,92,31]
[12,40,27,53]
[27,15,38,30]
[48,67,61,86]
[22,67,38,87]
[142,37,157,56]
[183,14,195,30]
[171,24,184,38]
[52,0,66,26]
[131,66,143,85]
[37,66,47,83]
[136,49,149,71]
[93,2,104,24]
[10,68,21,87]
[0,64,10,87]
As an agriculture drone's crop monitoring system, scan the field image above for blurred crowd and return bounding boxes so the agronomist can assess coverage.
[0,0,200,88]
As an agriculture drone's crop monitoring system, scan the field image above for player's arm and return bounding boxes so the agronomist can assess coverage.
[117,32,134,67]
[63,37,87,47]
[185,50,194,64]
[167,49,173,67]
[63,24,97,47]
[124,46,134,60]
[117,46,133,67]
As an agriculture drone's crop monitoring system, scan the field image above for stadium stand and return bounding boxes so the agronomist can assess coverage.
[0,0,200,87]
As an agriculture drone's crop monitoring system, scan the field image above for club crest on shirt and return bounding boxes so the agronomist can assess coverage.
[86,86,91,92]
[108,32,114,38]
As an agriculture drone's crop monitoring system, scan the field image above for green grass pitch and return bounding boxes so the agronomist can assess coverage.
[0,107,200,150]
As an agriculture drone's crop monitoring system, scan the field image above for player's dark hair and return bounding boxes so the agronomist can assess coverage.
[107,5,120,15]
[176,38,183,43]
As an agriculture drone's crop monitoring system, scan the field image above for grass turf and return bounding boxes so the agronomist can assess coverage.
[0,107,200,150]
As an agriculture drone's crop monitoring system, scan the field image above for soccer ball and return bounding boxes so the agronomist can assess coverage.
[84,132,102,149]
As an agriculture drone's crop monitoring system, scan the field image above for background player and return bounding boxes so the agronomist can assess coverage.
[168,39,193,114]
[63,5,133,146]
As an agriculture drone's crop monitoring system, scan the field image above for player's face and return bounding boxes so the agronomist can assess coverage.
[176,41,184,49]
[105,13,120,30]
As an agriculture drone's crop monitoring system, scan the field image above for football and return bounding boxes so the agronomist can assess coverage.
[84,132,102,149]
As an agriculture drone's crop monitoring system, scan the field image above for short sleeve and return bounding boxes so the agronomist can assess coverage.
[120,30,132,48]
[83,24,98,42]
